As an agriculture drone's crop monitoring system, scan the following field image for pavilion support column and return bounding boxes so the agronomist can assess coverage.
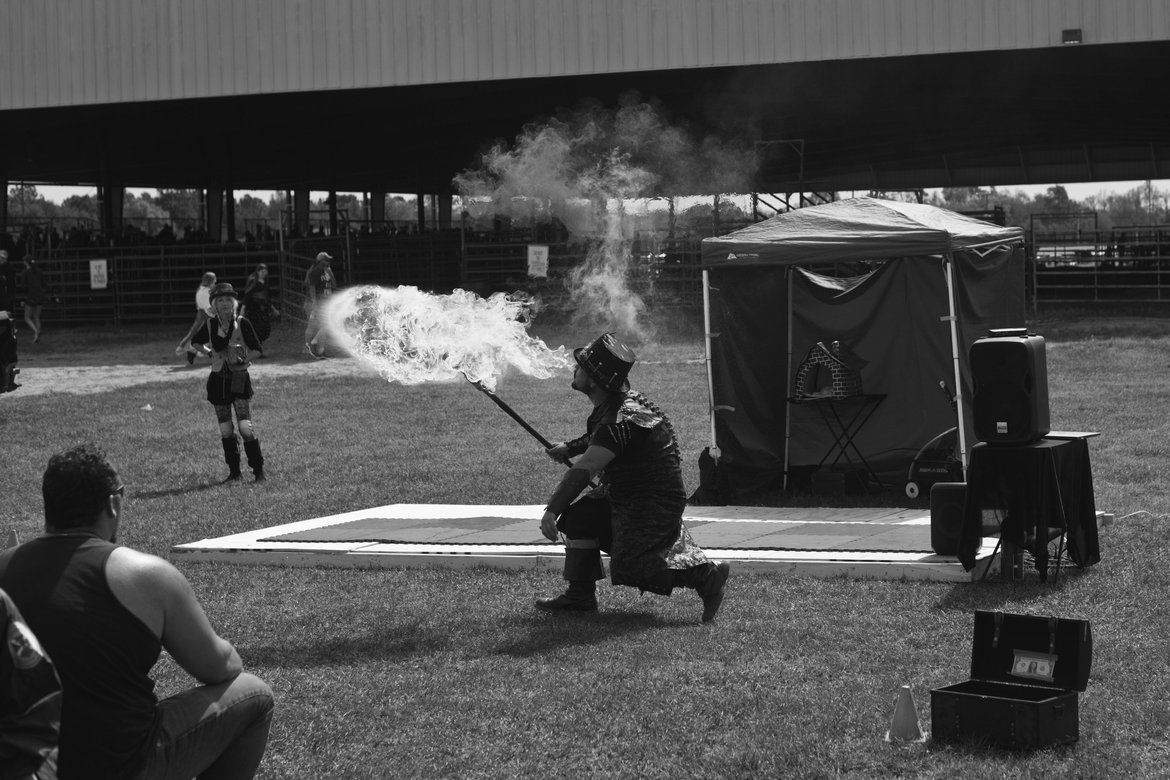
[206,187,224,245]
[416,193,426,232]
[224,187,236,243]
[327,190,338,236]
[98,179,124,242]
[0,177,8,234]
[294,188,310,236]
[437,194,452,230]
[370,191,386,228]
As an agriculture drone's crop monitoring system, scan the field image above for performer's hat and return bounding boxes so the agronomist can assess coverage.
[209,282,239,301]
[574,332,635,393]
[316,251,333,263]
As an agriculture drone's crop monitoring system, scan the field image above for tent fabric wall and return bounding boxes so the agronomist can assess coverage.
[700,197,1025,503]
[786,258,956,474]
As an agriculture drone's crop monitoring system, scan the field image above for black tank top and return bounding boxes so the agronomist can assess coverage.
[0,535,162,779]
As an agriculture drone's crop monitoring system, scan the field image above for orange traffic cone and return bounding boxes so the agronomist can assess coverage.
[884,684,927,743]
[3,528,18,550]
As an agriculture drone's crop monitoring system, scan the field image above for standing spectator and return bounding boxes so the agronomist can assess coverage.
[0,586,61,780]
[191,283,267,483]
[0,251,15,311]
[19,256,48,343]
[0,444,275,779]
[175,272,217,365]
[241,263,279,356]
[303,251,335,359]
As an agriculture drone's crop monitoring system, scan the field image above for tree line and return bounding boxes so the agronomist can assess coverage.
[5,181,1169,243]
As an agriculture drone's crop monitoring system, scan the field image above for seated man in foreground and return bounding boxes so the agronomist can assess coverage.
[0,444,275,779]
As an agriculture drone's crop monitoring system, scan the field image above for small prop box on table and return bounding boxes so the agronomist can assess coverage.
[931,610,1091,750]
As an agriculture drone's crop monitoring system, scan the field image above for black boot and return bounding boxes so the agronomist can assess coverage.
[243,438,265,482]
[672,561,731,623]
[535,580,597,612]
[535,546,603,612]
[221,436,242,482]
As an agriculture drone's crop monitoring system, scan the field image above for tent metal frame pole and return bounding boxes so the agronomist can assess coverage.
[943,255,970,477]
[783,266,793,490]
[701,269,719,456]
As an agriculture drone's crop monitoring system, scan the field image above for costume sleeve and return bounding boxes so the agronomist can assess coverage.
[0,591,62,780]
[589,421,648,456]
[564,433,592,457]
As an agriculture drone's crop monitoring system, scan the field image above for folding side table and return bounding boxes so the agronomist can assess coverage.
[788,393,887,489]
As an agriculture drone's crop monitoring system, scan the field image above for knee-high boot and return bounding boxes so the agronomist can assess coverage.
[670,561,731,623]
[535,544,604,612]
[243,438,265,481]
[221,436,242,482]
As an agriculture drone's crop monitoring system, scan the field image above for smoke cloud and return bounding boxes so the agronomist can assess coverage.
[454,96,756,341]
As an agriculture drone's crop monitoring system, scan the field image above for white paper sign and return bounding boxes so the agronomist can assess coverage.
[526,245,549,278]
[89,259,109,290]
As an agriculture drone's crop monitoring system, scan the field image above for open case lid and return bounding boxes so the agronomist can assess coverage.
[970,610,1092,691]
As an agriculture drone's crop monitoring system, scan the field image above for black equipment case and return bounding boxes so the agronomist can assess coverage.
[931,610,1092,750]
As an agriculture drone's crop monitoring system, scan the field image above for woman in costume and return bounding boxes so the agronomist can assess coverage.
[191,282,266,483]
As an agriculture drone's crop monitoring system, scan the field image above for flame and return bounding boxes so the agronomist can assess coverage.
[320,285,571,391]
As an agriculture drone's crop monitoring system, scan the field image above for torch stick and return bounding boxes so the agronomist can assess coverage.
[466,378,573,466]
[466,378,598,541]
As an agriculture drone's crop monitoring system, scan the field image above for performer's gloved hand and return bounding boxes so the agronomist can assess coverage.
[540,510,559,542]
[545,442,570,465]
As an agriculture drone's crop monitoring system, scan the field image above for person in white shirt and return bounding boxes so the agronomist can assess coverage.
[175,272,217,364]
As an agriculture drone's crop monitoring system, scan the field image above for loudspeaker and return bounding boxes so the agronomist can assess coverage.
[970,332,1050,445]
[930,482,966,556]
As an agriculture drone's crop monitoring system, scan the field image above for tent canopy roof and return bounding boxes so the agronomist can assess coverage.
[701,197,1025,269]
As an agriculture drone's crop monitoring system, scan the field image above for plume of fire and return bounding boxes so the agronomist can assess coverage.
[321,285,571,392]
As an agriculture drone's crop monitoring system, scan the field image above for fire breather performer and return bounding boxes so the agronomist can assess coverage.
[192,283,266,483]
[538,332,731,623]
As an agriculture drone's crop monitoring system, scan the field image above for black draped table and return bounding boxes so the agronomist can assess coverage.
[959,437,1101,579]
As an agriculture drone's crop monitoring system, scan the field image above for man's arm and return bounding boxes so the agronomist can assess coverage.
[108,549,242,685]
[539,445,615,541]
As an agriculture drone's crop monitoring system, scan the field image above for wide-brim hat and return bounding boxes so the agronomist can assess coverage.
[209,282,239,301]
[574,332,635,393]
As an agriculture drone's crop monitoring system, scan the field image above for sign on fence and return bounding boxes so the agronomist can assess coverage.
[526,245,549,278]
[89,259,109,290]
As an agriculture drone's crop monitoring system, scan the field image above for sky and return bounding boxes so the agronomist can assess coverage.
[25,180,1170,206]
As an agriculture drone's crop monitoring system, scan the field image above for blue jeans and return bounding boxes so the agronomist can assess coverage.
[136,672,274,780]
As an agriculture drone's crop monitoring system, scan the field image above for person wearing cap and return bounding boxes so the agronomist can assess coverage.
[538,332,731,623]
[175,271,217,364]
[303,251,336,359]
[191,282,267,483]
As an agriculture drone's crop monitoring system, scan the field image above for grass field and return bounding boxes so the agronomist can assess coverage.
[2,310,1169,779]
